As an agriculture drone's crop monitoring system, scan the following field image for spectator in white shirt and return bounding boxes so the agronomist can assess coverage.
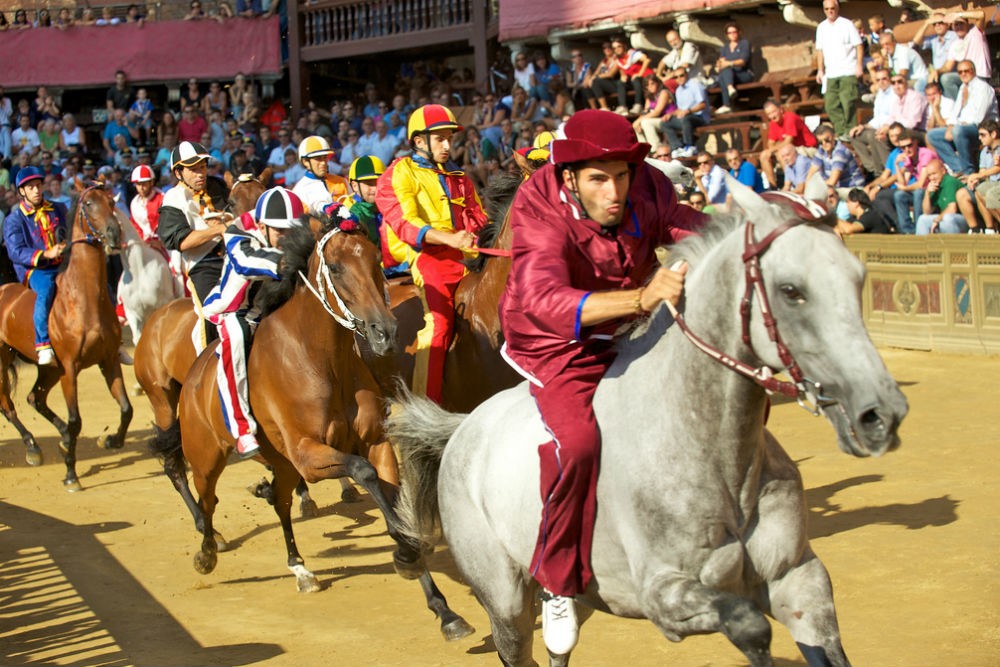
[938,12,992,100]
[815,0,863,139]
[11,114,40,160]
[880,31,928,93]
[847,69,893,175]
[927,59,1000,176]
[924,82,955,130]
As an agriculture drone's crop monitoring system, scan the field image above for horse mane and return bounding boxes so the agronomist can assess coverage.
[254,213,341,317]
[465,172,522,273]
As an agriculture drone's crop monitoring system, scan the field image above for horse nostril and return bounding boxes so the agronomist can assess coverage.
[859,408,884,430]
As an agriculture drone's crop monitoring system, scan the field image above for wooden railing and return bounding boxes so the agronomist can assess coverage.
[302,0,475,47]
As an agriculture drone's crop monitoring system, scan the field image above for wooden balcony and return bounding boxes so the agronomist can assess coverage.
[297,0,494,61]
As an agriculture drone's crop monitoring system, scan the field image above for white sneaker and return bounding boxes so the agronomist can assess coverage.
[670,147,684,158]
[36,348,56,366]
[541,590,578,655]
[629,103,642,115]
[678,146,697,158]
[716,105,732,115]
[727,84,737,98]
[235,433,260,459]
[613,106,628,115]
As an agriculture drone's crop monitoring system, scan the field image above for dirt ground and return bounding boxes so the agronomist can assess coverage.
[0,347,997,667]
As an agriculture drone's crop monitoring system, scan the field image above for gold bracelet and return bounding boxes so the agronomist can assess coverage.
[634,287,646,314]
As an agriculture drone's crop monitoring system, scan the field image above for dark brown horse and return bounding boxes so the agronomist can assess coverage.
[174,216,472,639]
[364,173,522,412]
[0,182,132,491]
[133,174,268,525]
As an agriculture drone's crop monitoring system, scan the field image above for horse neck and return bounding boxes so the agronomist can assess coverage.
[279,255,357,364]
[64,218,109,300]
[630,232,770,475]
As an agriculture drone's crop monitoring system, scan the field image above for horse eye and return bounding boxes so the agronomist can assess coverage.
[326,262,343,276]
[780,284,805,303]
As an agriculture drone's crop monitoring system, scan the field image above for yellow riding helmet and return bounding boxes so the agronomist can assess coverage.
[407,104,463,141]
[298,135,334,161]
[349,155,386,182]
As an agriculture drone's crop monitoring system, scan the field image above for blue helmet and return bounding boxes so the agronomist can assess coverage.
[16,166,45,189]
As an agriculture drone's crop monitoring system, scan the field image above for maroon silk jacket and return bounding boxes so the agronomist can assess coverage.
[499,162,706,386]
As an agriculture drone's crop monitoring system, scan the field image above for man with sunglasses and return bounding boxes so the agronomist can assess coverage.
[927,59,999,177]
[814,0,863,139]
[911,12,957,82]
[893,131,936,233]
[660,69,709,158]
[808,124,865,191]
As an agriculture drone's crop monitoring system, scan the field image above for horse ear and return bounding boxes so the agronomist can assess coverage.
[259,167,273,187]
[74,176,86,193]
[803,173,829,207]
[725,173,772,221]
[223,171,234,189]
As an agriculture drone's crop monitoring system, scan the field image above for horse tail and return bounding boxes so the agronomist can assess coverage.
[0,348,18,398]
[386,388,467,546]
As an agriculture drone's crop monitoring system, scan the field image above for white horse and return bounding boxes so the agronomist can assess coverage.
[116,211,183,344]
[388,177,908,667]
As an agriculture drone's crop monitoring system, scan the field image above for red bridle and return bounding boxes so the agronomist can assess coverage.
[665,191,835,414]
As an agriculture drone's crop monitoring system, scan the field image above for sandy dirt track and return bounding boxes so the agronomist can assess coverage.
[0,347,997,667]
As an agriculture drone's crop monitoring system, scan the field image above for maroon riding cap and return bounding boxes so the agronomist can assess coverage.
[551,109,650,165]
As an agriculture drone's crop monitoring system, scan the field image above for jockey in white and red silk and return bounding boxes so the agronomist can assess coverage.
[199,187,303,459]
[498,109,706,655]
[128,164,185,288]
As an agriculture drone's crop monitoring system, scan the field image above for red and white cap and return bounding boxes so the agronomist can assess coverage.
[130,164,156,183]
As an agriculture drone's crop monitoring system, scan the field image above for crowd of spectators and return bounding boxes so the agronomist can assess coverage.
[1,0,997,235]
[0,0,283,28]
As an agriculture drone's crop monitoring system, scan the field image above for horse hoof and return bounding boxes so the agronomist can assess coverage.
[340,485,362,503]
[25,448,42,467]
[214,532,230,553]
[97,434,124,450]
[392,551,425,581]
[296,574,322,593]
[440,617,475,642]
[64,479,83,493]
[193,551,217,574]
[300,497,319,518]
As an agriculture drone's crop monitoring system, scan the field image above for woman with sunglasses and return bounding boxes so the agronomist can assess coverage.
[714,22,753,115]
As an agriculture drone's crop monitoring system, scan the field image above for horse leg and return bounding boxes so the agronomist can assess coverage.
[28,367,81,491]
[268,454,321,593]
[188,439,228,575]
[0,346,41,466]
[765,554,851,667]
[96,356,133,450]
[642,573,773,667]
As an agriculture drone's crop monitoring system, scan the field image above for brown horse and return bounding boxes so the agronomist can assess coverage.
[0,182,132,491]
[175,215,472,639]
[133,174,267,526]
[363,173,522,412]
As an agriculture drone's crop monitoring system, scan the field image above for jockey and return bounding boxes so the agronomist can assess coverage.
[374,104,489,403]
[291,135,350,216]
[200,187,303,458]
[346,155,407,276]
[158,140,231,348]
[498,109,706,654]
[2,165,68,366]
[128,164,183,287]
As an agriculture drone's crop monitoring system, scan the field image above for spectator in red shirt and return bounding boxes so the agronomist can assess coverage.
[177,105,209,144]
[759,99,817,191]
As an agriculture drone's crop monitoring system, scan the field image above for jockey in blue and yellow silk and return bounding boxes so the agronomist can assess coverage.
[375,104,489,404]
[3,166,68,366]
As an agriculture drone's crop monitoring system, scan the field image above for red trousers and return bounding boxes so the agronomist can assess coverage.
[529,345,616,597]
[411,245,465,404]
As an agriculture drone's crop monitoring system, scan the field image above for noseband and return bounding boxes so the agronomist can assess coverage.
[667,192,836,415]
[298,228,367,333]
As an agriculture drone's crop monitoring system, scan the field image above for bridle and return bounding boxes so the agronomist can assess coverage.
[298,228,367,333]
[665,191,837,416]
[73,183,118,248]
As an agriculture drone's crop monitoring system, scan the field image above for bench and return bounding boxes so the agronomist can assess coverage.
[707,66,818,108]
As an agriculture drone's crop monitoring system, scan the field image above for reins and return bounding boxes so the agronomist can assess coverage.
[665,209,837,416]
[71,184,117,248]
[297,228,366,333]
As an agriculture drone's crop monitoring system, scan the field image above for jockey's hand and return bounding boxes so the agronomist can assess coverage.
[446,230,476,250]
[641,261,688,311]
[43,243,67,259]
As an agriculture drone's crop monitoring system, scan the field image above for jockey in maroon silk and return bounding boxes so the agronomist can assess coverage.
[498,109,706,655]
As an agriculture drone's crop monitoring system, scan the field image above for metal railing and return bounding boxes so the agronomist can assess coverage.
[301,0,473,47]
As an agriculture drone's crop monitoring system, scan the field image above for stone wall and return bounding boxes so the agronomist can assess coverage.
[845,236,1000,355]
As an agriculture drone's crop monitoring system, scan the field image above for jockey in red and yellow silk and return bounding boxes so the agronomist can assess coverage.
[375,104,488,404]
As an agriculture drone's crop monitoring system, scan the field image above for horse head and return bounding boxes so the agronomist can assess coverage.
[73,182,122,256]
[226,173,267,217]
[723,175,907,457]
[309,217,397,356]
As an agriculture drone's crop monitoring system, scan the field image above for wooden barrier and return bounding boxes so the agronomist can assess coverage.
[845,235,1000,355]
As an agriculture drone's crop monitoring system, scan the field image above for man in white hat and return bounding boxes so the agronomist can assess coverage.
[158,140,231,347]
